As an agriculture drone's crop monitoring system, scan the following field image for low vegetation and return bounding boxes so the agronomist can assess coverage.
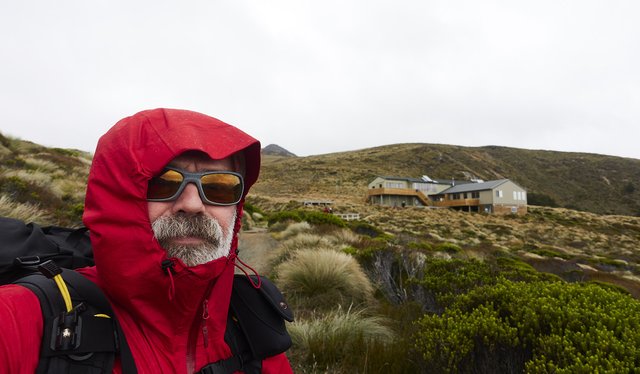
[275,248,373,311]
[2,134,640,372]
[0,133,90,226]
[255,143,640,216]
[262,207,640,372]
[416,280,640,373]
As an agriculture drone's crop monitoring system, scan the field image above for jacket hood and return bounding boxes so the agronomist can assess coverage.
[82,108,261,368]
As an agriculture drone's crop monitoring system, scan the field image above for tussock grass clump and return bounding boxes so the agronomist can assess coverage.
[276,249,374,310]
[325,228,361,246]
[270,233,335,268]
[0,195,50,223]
[3,169,52,186]
[274,221,311,240]
[289,307,393,371]
[22,157,58,172]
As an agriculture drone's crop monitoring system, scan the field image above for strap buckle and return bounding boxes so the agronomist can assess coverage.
[51,303,86,351]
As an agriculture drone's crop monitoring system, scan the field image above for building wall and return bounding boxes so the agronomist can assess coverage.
[370,194,422,207]
[493,204,528,215]
[488,181,527,205]
[368,178,528,214]
[478,190,494,205]
[368,177,410,190]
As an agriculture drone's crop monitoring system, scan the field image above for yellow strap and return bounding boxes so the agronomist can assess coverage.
[94,314,111,319]
[52,274,73,312]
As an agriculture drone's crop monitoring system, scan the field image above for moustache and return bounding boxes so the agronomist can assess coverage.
[151,214,222,247]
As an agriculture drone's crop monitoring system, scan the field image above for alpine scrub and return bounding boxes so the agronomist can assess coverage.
[415,279,640,373]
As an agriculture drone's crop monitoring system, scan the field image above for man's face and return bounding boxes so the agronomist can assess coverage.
[148,152,239,266]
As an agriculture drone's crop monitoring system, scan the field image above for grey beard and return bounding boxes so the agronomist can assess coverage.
[151,212,236,267]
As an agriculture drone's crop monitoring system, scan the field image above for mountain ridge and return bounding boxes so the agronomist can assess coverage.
[253,142,640,216]
[1,131,639,217]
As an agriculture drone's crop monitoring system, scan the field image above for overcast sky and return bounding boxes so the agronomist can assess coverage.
[1,1,639,160]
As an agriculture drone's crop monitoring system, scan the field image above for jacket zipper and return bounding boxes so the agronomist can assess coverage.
[186,282,214,373]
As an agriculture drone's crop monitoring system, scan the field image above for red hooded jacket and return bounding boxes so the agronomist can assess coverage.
[0,109,293,373]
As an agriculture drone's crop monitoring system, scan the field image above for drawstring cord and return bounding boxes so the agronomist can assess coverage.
[228,252,262,289]
[161,251,262,301]
[161,260,176,300]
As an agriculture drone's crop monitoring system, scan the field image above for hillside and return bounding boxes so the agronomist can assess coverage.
[262,144,297,157]
[0,133,90,226]
[253,143,640,216]
[2,134,640,371]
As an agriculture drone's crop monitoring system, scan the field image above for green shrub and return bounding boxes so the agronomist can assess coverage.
[622,182,636,195]
[348,235,391,260]
[302,210,347,227]
[408,241,433,251]
[527,192,559,207]
[415,279,640,373]
[268,210,303,225]
[435,242,462,253]
[243,201,265,216]
[348,220,385,237]
[496,256,561,283]
[417,259,495,308]
[530,248,571,260]
[268,209,346,228]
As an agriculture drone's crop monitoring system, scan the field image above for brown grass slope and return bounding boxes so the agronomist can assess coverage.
[1,134,639,295]
[0,133,90,226]
[254,143,640,216]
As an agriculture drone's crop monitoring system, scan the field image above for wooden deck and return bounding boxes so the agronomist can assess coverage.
[369,188,482,208]
[432,198,480,208]
[368,188,432,206]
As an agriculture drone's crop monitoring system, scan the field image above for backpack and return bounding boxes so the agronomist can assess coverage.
[0,217,294,374]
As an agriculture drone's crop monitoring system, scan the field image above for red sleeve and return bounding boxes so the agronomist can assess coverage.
[0,285,43,374]
[261,352,293,374]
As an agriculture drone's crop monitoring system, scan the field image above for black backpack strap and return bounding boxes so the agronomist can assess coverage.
[197,275,293,374]
[229,275,294,359]
[15,268,137,374]
[61,270,138,374]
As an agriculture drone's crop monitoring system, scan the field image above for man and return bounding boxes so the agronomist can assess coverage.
[0,108,293,373]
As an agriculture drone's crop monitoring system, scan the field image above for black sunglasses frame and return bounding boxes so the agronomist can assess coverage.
[147,167,244,206]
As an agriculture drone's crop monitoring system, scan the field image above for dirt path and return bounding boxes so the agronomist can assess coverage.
[237,229,280,275]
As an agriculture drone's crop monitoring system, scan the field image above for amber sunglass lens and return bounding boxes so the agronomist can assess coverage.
[200,173,242,204]
[147,170,184,199]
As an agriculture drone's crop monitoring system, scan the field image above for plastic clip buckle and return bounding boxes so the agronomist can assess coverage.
[51,305,85,351]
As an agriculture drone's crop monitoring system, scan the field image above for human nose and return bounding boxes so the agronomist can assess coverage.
[171,182,206,214]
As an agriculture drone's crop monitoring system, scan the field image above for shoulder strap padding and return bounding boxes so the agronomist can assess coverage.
[229,275,294,360]
[14,269,137,374]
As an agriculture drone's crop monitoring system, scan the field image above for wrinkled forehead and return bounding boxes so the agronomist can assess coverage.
[167,150,245,174]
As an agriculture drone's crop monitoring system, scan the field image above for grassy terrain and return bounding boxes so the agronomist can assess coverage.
[0,133,90,226]
[2,133,640,371]
[255,143,640,216]
[260,210,640,372]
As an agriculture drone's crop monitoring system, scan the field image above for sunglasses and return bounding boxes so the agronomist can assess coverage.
[147,167,244,206]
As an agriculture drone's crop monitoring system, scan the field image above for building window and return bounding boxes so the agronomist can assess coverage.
[386,182,404,189]
[472,191,480,198]
[496,190,503,198]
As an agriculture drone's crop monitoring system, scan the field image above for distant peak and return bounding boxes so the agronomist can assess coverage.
[262,144,297,157]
